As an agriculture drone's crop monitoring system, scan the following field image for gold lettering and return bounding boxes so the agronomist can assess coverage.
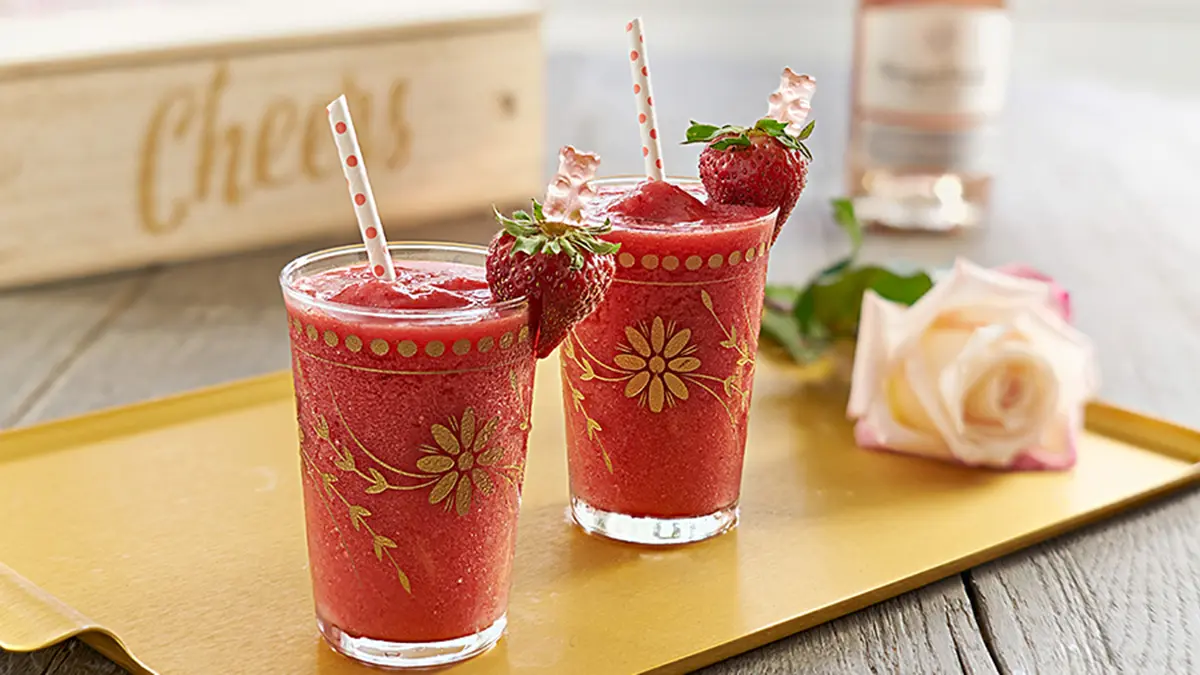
[386,80,412,170]
[302,100,335,181]
[138,87,197,233]
[195,62,245,205]
[255,97,298,187]
[221,125,244,205]
[135,61,414,235]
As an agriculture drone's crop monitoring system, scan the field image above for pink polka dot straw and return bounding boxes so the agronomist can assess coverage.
[627,17,664,181]
[326,94,395,281]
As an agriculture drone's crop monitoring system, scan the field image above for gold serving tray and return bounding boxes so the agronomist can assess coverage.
[1,355,1197,675]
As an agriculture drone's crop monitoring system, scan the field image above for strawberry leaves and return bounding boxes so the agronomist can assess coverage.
[759,199,935,363]
[493,200,620,270]
[685,118,814,160]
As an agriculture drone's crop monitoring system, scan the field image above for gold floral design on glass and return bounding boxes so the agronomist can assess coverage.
[561,335,614,472]
[317,390,522,515]
[615,317,701,413]
[305,408,412,593]
[413,408,523,516]
[564,289,758,427]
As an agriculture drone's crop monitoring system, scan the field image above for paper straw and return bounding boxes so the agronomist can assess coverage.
[626,18,664,181]
[326,95,395,281]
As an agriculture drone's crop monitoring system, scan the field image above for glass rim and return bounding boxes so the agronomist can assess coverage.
[279,241,528,321]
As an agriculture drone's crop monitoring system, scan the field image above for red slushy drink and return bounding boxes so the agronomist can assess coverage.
[281,243,535,668]
[561,178,776,544]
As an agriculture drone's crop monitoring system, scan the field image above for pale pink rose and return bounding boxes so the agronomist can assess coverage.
[848,259,1099,471]
[996,264,1072,323]
[542,145,600,223]
[765,67,817,137]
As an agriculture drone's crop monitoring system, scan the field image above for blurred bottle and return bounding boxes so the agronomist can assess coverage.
[847,0,1012,233]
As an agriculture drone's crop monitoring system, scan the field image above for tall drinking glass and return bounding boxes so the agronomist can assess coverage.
[560,177,777,545]
[281,243,535,668]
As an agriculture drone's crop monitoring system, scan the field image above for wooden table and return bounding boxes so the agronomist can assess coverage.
[3,10,1199,675]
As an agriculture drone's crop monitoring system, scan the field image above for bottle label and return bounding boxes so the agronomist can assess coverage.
[860,121,997,174]
[859,5,1012,118]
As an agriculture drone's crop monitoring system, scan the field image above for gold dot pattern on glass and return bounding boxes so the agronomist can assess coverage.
[641,254,659,270]
[685,255,703,271]
[728,251,742,266]
[662,255,679,271]
[287,314,546,361]
[618,252,635,268]
[708,254,723,269]
[746,246,756,261]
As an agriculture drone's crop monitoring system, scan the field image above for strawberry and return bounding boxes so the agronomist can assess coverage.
[685,118,812,244]
[486,200,619,358]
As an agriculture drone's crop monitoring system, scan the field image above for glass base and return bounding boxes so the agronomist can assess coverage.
[570,496,738,545]
[317,613,505,669]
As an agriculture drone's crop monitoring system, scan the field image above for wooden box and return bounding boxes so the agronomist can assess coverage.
[0,1,544,289]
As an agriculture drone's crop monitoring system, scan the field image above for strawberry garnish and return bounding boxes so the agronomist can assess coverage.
[684,68,816,244]
[486,147,620,359]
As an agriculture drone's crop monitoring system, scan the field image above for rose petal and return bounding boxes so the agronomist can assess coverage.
[995,264,1072,323]
[1008,409,1080,471]
[895,259,1054,359]
[1009,306,1099,406]
[848,291,906,418]
[857,395,955,462]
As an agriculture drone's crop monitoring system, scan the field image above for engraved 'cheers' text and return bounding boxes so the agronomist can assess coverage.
[138,61,412,234]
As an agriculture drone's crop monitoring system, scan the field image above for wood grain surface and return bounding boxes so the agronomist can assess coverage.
[0,10,543,289]
[3,12,1200,675]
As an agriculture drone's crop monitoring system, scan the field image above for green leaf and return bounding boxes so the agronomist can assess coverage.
[761,307,822,363]
[511,209,532,222]
[806,265,933,339]
[754,118,788,134]
[559,238,583,269]
[532,199,545,221]
[764,284,801,312]
[757,197,935,365]
[685,122,722,142]
[578,238,621,256]
[710,135,752,151]
[510,237,541,256]
[864,266,934,305]
[797,120,815,140]
[812,198,863,280]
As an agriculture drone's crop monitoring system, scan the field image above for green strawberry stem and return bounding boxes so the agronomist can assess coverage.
[493,199,620,270]
[684,118,814,160]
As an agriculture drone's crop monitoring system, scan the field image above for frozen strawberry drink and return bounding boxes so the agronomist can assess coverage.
[281,243,535,668]
[561,178,777,544]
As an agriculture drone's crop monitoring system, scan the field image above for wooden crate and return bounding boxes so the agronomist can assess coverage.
[0,1,544,289]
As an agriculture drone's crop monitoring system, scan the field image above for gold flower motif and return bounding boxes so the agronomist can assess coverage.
[615,316,701,412]
[415,408,505,516]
